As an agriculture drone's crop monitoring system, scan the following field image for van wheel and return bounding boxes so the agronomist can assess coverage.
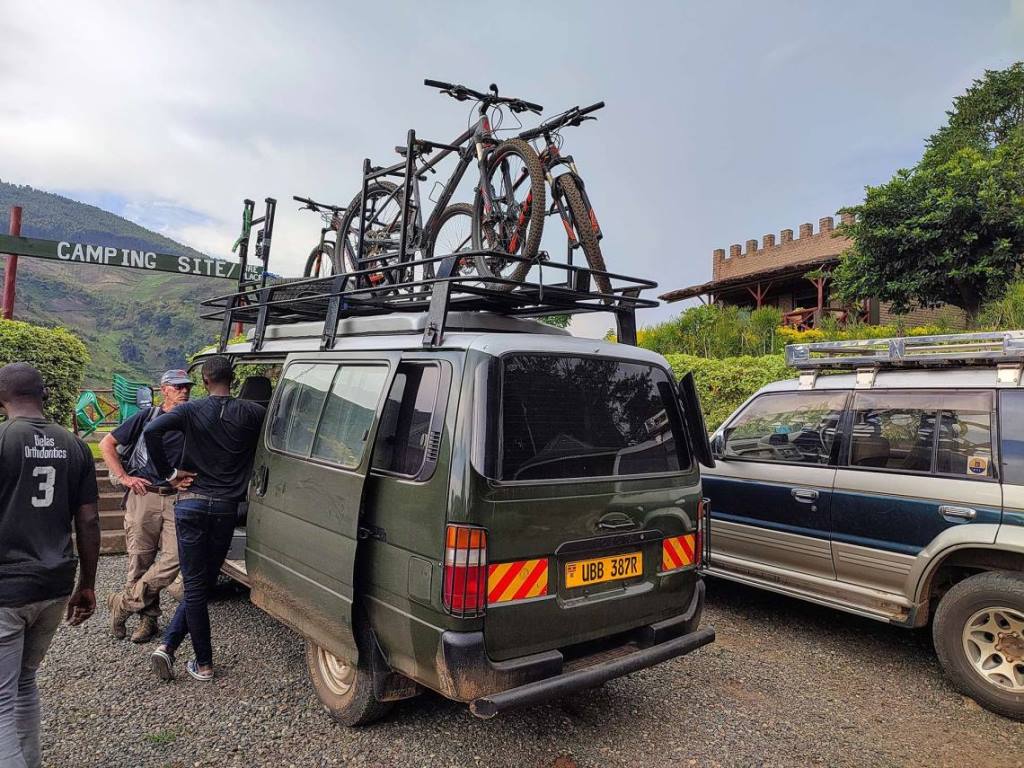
[932,571,1024,720]
[305,641,392,726]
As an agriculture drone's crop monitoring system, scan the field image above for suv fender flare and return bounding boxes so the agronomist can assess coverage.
[907,524,1024,625]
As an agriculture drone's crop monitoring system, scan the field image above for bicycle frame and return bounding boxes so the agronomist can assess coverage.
[531,131,603,265]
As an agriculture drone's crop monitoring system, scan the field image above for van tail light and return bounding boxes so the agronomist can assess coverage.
[443,525,487,618]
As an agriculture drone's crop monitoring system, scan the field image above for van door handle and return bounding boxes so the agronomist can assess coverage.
[253,464,269,497]
[939,505,977,521]
[791,488,819,503]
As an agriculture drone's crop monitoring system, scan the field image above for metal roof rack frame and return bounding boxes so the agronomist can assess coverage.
[785,331,1024,371]
[202,247,657,352]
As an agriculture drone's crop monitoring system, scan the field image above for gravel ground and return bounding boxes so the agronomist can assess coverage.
[36,556,1024,768]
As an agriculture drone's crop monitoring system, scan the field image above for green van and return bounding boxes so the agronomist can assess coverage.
[205,312,714,725]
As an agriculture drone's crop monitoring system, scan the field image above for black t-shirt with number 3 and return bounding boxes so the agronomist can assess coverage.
[0,416,98,607]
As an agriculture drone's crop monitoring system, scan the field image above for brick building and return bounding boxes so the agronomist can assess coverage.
[659,213,965,329]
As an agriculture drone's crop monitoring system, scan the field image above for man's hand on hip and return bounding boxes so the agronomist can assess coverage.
[122,475,149,496]
[170,470,197,491]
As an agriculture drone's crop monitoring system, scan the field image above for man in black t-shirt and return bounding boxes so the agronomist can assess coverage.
[0,363,100,768]
[99,369,191,643]
[144,356,265,682]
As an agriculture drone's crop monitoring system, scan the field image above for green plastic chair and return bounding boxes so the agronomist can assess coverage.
[75,390,108,437]
[112,374,152,423]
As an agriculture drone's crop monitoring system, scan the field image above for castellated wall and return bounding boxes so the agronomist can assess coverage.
[712,213,854,281]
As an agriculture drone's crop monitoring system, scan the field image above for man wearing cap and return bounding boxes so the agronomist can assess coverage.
[99,369,192,643]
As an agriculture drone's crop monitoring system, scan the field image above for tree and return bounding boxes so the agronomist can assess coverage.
[834,63,1024,322]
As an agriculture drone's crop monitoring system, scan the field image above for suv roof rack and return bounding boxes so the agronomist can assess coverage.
[201,247,657,352]
[786,331,1024,369]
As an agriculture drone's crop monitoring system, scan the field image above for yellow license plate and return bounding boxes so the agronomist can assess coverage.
[564,552,643,589]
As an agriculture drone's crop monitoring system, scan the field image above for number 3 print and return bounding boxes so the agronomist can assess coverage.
[31,465,55,508]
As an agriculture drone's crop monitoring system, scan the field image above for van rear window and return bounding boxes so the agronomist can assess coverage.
[497,355,688,481]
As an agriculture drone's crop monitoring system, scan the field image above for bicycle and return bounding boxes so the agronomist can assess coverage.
[517,101,611,295]
[331,79,548,292]
[295,195,347,278]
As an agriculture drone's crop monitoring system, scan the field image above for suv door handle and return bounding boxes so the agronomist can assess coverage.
[791,488,819,503]
[939,505,977,521]
[253,464,269,497]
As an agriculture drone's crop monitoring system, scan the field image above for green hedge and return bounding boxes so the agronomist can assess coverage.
[0,320,90,426]
[666,353,795,431]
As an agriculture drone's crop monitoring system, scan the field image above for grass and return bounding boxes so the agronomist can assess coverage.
[144,729,179,746]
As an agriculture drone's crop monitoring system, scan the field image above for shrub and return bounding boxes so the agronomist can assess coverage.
[666,353,794,431]
[0,320,90,426]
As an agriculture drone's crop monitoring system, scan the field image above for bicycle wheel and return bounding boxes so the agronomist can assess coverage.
[554,174,611,296]
[471,138,546,290]
[425,203,477,280]
[303,242,337,278]
[334,181,410,293]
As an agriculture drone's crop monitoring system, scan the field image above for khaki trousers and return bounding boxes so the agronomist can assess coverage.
[122,491,180,617]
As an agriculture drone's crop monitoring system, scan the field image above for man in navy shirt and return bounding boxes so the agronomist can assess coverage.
[144,356,264,682]
[99,369,191,643]
[0,363,99,768]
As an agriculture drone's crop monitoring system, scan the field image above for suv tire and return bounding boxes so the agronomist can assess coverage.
[932,570,1024,720]
[305,634,392,727]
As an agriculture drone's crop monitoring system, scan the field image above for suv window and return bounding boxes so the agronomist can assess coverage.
[498,355,687,481]
[849,391,994,478]
[723,391,846,465]
[372,363,441,477]
[312,366,389,467]
[1000,390,1024,484]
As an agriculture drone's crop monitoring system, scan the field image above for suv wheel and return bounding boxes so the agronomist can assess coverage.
[932,570,1024,720]
[305,639,392,727]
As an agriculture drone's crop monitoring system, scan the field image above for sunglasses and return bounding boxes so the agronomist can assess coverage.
[168,383,193,391]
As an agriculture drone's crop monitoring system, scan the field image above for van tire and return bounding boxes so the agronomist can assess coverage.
[305,639,392,727]
[932,570,1024,720]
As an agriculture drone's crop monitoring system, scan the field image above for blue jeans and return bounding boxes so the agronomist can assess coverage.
[162,497,237,667]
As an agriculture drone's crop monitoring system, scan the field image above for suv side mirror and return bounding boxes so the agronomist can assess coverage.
[136,387,153,408]
[710,432,726,459]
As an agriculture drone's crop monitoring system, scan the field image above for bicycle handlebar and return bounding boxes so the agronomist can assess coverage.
[293,195,345,213]
[519,101,606,140]
[424,78,543,114]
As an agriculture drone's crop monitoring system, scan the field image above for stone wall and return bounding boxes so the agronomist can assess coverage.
[712,213,853,281]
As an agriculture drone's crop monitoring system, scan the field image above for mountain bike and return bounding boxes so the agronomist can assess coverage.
[517,101,611,295]
[295,195,347,278]
[331,80,547,292]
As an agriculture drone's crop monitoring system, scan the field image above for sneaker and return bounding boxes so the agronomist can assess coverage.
[151,647,175,681]
[131,615,159,644]
[186,659,214,682]
[106,592,131,640]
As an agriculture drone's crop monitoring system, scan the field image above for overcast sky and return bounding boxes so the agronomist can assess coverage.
[2,1,1022,337]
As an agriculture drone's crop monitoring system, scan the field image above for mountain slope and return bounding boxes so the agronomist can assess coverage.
[0,181,233,386]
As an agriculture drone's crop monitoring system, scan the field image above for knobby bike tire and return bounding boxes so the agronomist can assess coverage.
[335,180,412,294]
[555,174,611,296]
[425,202,476,279]
[471,138,546,291]
[303,242,338,278]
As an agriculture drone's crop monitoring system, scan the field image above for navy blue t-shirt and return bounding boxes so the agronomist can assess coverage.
[144,396,265,502]
[111,407,184,487]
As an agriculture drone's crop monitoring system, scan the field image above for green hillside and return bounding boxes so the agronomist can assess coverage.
[0,181,233,386]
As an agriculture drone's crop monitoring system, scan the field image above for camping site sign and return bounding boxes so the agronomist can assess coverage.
[0,234,263,281]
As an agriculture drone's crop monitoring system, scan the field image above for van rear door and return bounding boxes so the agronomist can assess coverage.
[246,353,398,663]
[469,353,702,660]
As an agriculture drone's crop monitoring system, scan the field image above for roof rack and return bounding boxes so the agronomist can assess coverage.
[201,248,657,352]
[786,331,1024,388]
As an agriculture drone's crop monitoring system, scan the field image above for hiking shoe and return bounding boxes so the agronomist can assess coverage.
[106,592,131,640]
[131,615,159,643]
[166,579,185,603]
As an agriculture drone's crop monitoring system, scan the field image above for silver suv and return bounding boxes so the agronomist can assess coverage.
[703,332,1024,720]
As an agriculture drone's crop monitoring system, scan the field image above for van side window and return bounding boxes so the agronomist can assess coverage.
[1000,390,1024,484]
[372,363,441,477]
[268,363,336,456]
[723,391,846,465]
[849,391,994,478]
[312,366,389,468]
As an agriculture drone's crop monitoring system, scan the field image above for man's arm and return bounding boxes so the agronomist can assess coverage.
[98,432,148,496]
[67,501,99,625]
[145,406,195,490]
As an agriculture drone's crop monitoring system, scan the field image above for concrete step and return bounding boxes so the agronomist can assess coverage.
[99,491,123,512]
[99,510,124,531]
[101,529,126,555]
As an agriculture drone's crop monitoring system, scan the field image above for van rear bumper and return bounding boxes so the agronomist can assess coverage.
[435,580,713,718]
